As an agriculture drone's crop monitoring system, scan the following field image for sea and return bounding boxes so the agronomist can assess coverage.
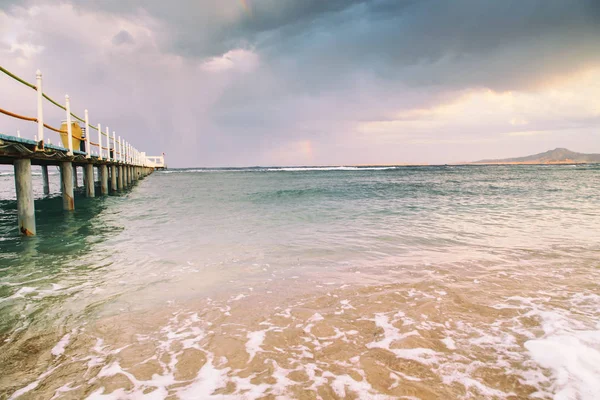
[0,165,599,399]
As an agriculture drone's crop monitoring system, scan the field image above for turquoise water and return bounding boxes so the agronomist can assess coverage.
[1,165,599,399]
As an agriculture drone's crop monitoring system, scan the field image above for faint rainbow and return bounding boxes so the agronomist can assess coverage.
[239,0,252,15]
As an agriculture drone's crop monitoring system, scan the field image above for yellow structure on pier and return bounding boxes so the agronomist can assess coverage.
[59,120,83,151]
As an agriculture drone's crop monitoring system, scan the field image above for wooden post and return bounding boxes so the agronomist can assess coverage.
[41,165,50,195]
[84,164,95,197]
[111,165,117,193]
[60,162,75,211]
[100,165,108,195]
[127,166,132,186]
[14,159,36,236]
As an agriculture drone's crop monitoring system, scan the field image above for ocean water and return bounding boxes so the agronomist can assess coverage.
[0,165,599,399]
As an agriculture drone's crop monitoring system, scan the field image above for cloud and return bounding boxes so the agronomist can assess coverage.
[201,48,259,73]
[1,0,599,166]
[112,30,135,46]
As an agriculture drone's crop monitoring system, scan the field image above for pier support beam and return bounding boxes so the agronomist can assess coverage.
[14,159,36,236]
[100,165,109,195]
[41,165,50,195]
[73,165,78,188]
[84,164,95,197]
[111,165,117,193]
[60,162,75,211]
[127,166,132,186]
[118,166,124,190]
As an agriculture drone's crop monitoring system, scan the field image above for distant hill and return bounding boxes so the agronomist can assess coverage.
[472,148,600,164]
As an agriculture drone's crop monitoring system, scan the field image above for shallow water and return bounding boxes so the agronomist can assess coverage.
[0,165,599,399]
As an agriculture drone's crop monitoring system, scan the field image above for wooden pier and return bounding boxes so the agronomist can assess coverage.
[1,66,165,236]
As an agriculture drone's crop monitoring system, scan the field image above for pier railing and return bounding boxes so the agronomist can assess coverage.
[0,66,163,167]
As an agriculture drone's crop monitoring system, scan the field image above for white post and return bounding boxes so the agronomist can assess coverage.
[97,123,102,158]
[65,95,73,155]
[113,132,116,162]
[105,126,110,161]
[17,130,21,138]
[36,70,44,146]
[118,136,122,163]
[106,126,111,161]
[98,124,103,160]
[85,109,91,158]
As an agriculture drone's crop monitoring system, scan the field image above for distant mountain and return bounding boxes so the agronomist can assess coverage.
[472,148,600,164]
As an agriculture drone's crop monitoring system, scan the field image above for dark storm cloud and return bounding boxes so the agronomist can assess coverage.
[256,0,600,90]
[66,0,600,86]
[112,30,135,46]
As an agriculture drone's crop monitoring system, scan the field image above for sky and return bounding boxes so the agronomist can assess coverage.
[1,0,599,167]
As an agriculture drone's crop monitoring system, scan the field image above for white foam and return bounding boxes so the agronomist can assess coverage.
[266,166,398,172]
[51,331,73,356]
[441,337,456,350]
[177,355,230,399]
[525,323,600,399]
[367,313,419,351]
[326,371,393,399]
[246,330,266,362]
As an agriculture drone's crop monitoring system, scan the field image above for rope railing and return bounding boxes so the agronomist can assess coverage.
[0,107,37,122]
[0,65,155,167]
[43,123,67,134]
[1,106,68,134]
[0,66,37,90]
[1,106,116,160]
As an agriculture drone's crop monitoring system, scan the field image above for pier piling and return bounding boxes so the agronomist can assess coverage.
[118,166,124,190]
[14,159,36,236]
[41,165,50,195]
[111,165,117,193]
[60,162,75,211]
[73,165,78,188]
[100,165,108,195]
[84,164,95,197]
